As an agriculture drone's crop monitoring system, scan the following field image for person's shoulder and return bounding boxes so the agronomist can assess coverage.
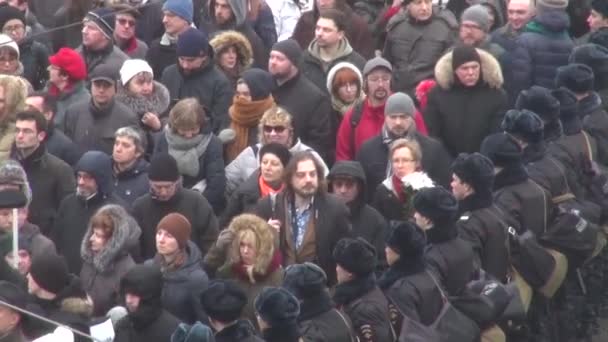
[42,151,73,171]
[358,134,383,153]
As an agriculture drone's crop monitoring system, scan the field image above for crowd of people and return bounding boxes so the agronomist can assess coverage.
[0,0,606,341]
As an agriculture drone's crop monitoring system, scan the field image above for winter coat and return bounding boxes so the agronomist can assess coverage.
[29,0,64,28]
[154,129,226,212]
[383,9,457,95]
[12,222,56,260]
[510,10,573,94]
[80,205,140,316]
[579,92,608,167]
[225,139,328,196]
[76,43,129,78]
[217,214,284,324]
[146,241,209,324]
[267,0,301,41]
[114,310,181,342]
[134,1,165,46]
[424,48,508,157]
[132,188,220,260]
[112,159,150,208]
[298,291,355,342]
[326,62,365,144]
[335,98,385,161]
[53,81,90,130]
[220,170,264,228]
[356,132,453,197]
[19,39,49,90]
[51,6,86,51]
[209,30,254,89]
[255,192,352,286]
[371,178,409,222]
[45,126,81,166]
[215,319,264,342]
[62,98,139,156]
[299,38,366,98]
[13,145,76,235]
[250,2,278,51]
[161,61,234,134]
[146,35,178,80]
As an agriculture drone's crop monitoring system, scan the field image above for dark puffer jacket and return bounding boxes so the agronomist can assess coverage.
[112,159,150,208]
[19,39,49,90]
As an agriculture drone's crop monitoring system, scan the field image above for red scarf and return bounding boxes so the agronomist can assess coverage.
[392,174,406,203]
[259,175,284,197]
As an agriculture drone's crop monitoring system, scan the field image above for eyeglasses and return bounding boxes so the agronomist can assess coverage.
[367,76,391,84]
[263,125,287,133]
[2,24,24,34]
[117,18,136,27]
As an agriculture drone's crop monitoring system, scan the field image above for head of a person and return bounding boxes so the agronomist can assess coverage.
[269,39,302,81]
[328,62,363,106]
[112,4,139,41]
[120,264,164,313]
[26,91,58,123]
[333,237,376,284]
[87,206,118,254]
[283,262,328,302]
[214,0,235,25]
[569,44,608,91]
[254,287,300,332]
[177,28,212,76]
[162,0,193,36]
[384,92,416,137]
[362,57,392,104]
[148,153,181,201]
[0,75,25,120]
[258,106,294,146]
[328,160,365,204]
[200,279,248,328]
[284,151,325,199]
[113,126,146,167]
[0,281,27,335]
[4,241,31,275]
[236,68,275,102]
[228,213,276,272]
[507,0,534,31]
[27,253,70,297]
[169,97,205,138]
[412,186,459,230]
[120,59,154,97]
[316,0,337,10]
[385,221,426,266]
[74,150,112,198]
[48,48,88,88]
[0,159,31,208]
[0,34,18,75]
[14,110,46,154]
[315,9,346,49]
[259,142,291,185]
[155,212,191,256]
[210,30,253,72]
[450,152,495,201]
[0,5,25,43]
[480,132,524,174]
[552,86,580,123]
[515,85,561,126]
[407,0,433,21]
[589,0,608,32]
[501,109,544,148]
[90,65,118,107]
[555,63,595,97]
[452,45,482,87]
[460,5,491,46]
[3,0,27,12]
[389,138,421,179]
[82,8,115,50]
[535,0,568,15]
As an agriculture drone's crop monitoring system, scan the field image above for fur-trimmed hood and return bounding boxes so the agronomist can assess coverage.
[115,81,170,117]
[53,275,94,317]
[226,213,277,276]
[434,48,503,90]
[209,30,254,70]
[80,204,141,273]
[326,62,365,114]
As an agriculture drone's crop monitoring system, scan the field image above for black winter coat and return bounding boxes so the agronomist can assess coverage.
[220,170,262,228]
[112,159,150,208]
[371,180,407,222]
[114,310,181,342]
[215,320,264,342]
[19,39,49,90]
[580,92,608,167]
[135,1,165,46]
[146,37,177,80]
[45,126,81,166]
[298,291,355,342]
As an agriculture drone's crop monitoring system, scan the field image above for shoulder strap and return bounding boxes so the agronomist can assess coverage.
[529,179,548,234]
[425,269,447,302]
[350,100,365,157]
[334,309,359,342]
[582,131,593,162]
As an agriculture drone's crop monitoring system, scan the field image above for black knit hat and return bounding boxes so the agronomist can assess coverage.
[84,8,115,40]
[241,68,275,101]
[386,221,426,257]
[480,132,523,167]
[552,87,579,120]
[149,153,180,182]
[29,253,70,294]
[452,45,481,70]
[271,39,302,66]
[592,0,608,17]
[501,109,545,144]
[413,187,459,224]
[451,152,495,194]
[515,86,561,123]
[259,142,291,167]
[255,287,300,326]
[332,238,377,276]
[0,280,27,317]
[120,264,163,302]
[200,279,247,323]
[555,63,595,93]
[177,28,211,58]
[570,44,608,77]
[283,262,327,299]
[0,4,25,31]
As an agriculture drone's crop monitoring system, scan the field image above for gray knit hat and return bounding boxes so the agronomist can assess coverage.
[461,4,491,32]
[385,92,415,117]
[536,0,568,13]
[0,160,32,206]
[362,57,392,77]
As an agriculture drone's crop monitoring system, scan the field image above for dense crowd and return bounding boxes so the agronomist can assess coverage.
[0,0,606,341]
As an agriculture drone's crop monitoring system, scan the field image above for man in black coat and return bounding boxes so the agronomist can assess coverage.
[132,153,219,260]
[114,264,181,342]
[161,27,234,134]
[357,92,452,197]
[269,39,333,163]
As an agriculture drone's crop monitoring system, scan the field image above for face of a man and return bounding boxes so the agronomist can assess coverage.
[507,0,533,31]
[455,61,481,87]
[408,0,433,21]
[162,10,189,36]
[150,180,178,201]
[588,9,608,32]
[214,0,234,25]
[113,136,141,165]
[450,174,471,200]
[2,19,25,43]
[91,80,116,106]
[5,249,31,275]
[366,69,391,103]
[460,21,486,46]
[314,17,343,48]
[178,56,207,76]
[0,305,19,335]
[125,293,141,313]
[385,113,414,137]
[76,171,98,198]
[15,119,43,152]
[331,176,359,204]
[268,51,293,79]
[82,21,108,50]
[291,159,319,199]
[114,13,137,41]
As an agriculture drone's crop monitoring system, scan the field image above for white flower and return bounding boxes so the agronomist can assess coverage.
[401,172,434,191]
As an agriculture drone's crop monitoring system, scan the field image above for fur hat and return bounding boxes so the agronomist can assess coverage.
[200,279,247,323]
[570,44,608,89]
[0,159,32,206]
[0,280,27,319]
[271,39,302,66]
[177,28,211,58]
[162,0,193,23]
[515,86,561,123]
[480,132,523,167]
[255,287,300,326]
[332,238,377,276]
[451,152,495,194]
[552,87,579,120]
[555,63,595,93]
[501,109,545,144]
[148,153,180,182]
[120,264,163,302]
[283,262,327,299]
[413,187,459,224]
[156,213,191,249]
[461,4,491,32]
[29,253,70,294]
[259,142,291,167]
[452,45,481,70]
[49,48,87,81]
[386,221,426,256]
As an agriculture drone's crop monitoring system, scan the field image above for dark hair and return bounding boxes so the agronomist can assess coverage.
[318,9,347,32]
[16,110,48,134]
[112,4,141,19]
[283,151,327,195]
[28,91,58,116]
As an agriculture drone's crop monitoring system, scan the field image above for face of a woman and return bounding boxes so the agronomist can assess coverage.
[113,136,141,165]
[156,229,179,255]
[235,82,251,101]
[239,232,257,265]
[127,73,154,97]
[337,81,358,104]
[392,146,418,179]
[262,124,291,146]
[219,46,238,70]
[90,228,108,253]
[260,153,284,183]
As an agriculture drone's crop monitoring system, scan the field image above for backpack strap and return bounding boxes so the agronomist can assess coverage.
[350,100,365,157]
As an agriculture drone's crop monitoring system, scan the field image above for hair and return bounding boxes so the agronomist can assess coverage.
[331,68,361,96]
[169,98,206,132]
[389,138,422,164]
[318,9,347,32]
[283,151,327,195]
[257,105,294,145]
[16,110,48,134]
[90,210,115,239]
[0,47,17,59]
[111,4,141,19]
[28,91,58,115]
[0,76,28,124]
[115,126,147,154]
[237,229,259,252]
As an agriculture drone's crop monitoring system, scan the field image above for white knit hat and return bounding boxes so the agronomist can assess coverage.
[119,59,153,86]
[0,34,19,59]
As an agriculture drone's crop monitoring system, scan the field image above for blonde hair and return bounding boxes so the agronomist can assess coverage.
[0,75,27,126]
[169,98,206,132]
[389,138,422,165]
[257,105,294,145]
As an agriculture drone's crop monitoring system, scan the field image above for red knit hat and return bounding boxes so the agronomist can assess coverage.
[156,213,192,249]
[48,48,87,81]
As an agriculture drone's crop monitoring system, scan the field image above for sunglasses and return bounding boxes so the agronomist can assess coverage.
[263,125,287,133]
[117,18,136,27]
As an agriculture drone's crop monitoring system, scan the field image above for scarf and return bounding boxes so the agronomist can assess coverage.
[259,175,284,197]
[164,127,212,177]
[155,249,186,273]
[331,93,364,115]
[226,95,275,162]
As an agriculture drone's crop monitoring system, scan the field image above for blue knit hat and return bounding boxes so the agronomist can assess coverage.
[163,0,194,24]
[177,28,211,57]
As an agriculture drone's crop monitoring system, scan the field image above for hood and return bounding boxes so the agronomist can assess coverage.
[307,37,354,62]
[163,241,205,281]
[209,30,253,70]
[434,48,503,90]
[227,214,277,276]
[328,160,367,210]
[80,204,141,273]
[120,264,163,303]
[209,0,247,27]
[326,62,365,113]
[115,81,170,117]
[75,151,113,196]
[527,10,570,34]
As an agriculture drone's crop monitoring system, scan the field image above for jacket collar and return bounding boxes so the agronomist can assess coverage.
[425,222,458,244]
[458,190,493,214]
[493,163,528,190]
[378,257,426,289]
[333,273,376,306]
[298,290,334,322]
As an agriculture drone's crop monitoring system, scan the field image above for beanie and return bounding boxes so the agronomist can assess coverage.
[386,221,426,256]
[29,253,70,294]
[555,63,595,93]
[156,213,191,249]
[452,45,481,70]
[84,8,115,40]
[254,287,300,326]
[177,28,210,58]
[148,153,180,182]
[259,142,291,167]
[49,48,88,81]
[120,59,153,86]
[0,34,18,58]
[480,132,523,167]
[412,187,459,224]
[162,0,194,24]
[362,56,392,77]
[385,92,415,116]
[0,5,25,32]
[461,4,491,32]
[283,262,327,299]
[501,109,545,144]
[332,238,377,276]
[241,68,275,100]
[515,86,561,123]
[451,152,495,194]
[200,279,247,323]
[552,87,579,120]
[271,39,302,66]
[536,0,568,13]
[592,0,608,17]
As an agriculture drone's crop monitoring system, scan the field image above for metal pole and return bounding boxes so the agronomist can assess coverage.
[11,208,18,269]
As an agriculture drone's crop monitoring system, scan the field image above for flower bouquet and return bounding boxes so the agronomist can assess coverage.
[401,172,435,219]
